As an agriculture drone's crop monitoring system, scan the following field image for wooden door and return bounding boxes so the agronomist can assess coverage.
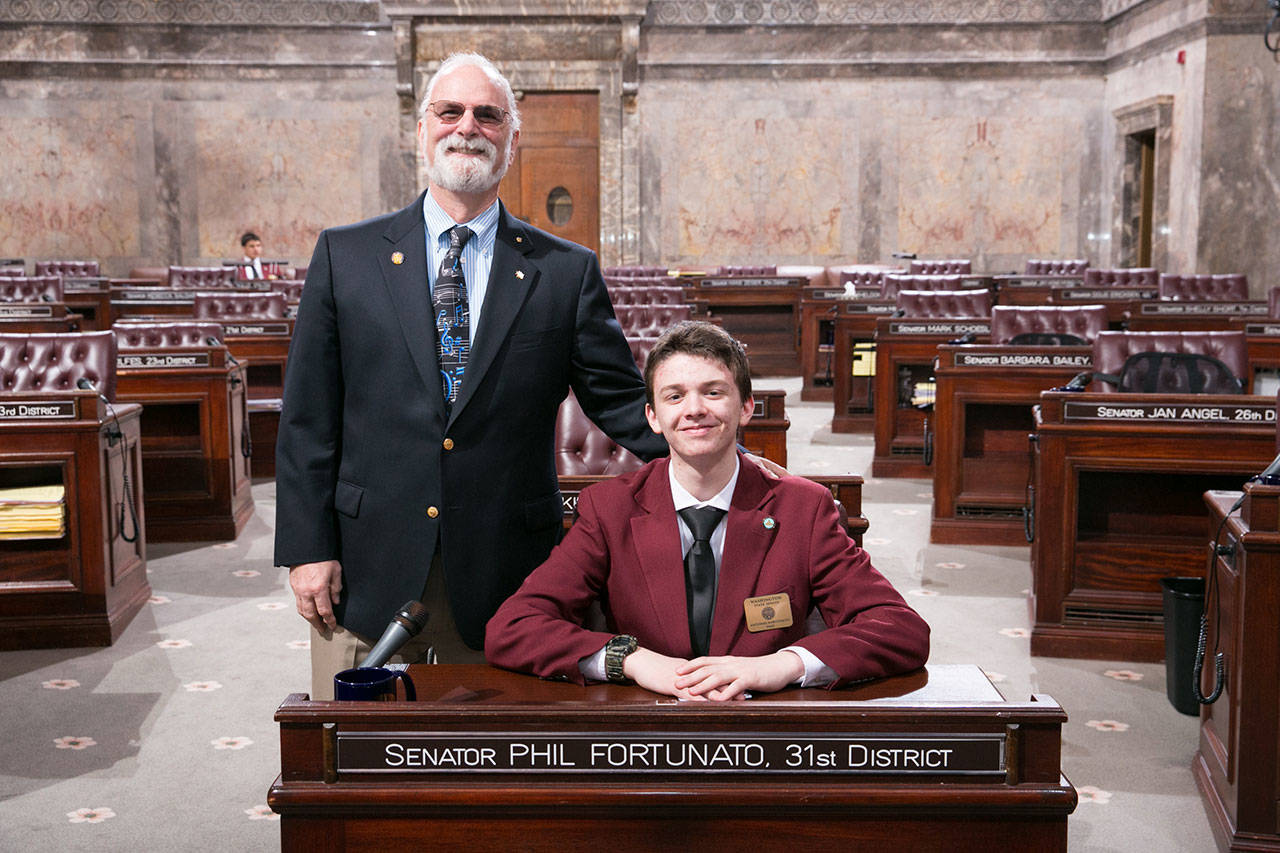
[499,92,599,254]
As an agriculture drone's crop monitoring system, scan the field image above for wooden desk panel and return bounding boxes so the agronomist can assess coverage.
[1048,286,1156,326]
[0,395,148,649]
[1029,392,1276,661]
[1196,487,1280,853]
[0,303,82,332]
[740,388,788,468]
[115,348,253,541]
[270,664,1074,852]
[60,277,112,330]
[930,345,1091,545]
[871,318,991,479]
[689,277,803,375]
[991,275,1083,307]
[831,301,896,433]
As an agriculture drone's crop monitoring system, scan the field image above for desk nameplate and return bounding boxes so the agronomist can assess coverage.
[997,276,1084,288]
[0,305,53,317]
[955,352,1090,368]
[113,290,195,302]
[699,277,801,288]
[1138,302,1265,316]
[1055,288,1156,300]
[222,322,289,336]
[1246,324,1280,335]
[1063,401,1275,424]
[118,353,212,369]
[839,302,896,315]
[0,399,77,420]
[336,732,1005,776]
[888,321,990,336]
[61,276,106,292]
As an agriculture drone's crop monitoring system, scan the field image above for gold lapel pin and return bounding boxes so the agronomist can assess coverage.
[391,251,404,265]
[515,236,523,243]
[515,270,525,280]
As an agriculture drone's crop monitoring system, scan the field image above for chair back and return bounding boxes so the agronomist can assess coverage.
[114,322,226,349]
[555,391,643,476]
[1091,330,1247,394]
[895,289,992,318]
[990,305,1107,344]
[1157,274,1248,301]
[193,292,287,319]
[0,330,117,400]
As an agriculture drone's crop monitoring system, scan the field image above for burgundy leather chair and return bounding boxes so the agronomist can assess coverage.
[1270,287,1280,319]
[628,336,659,370]
[128,267,168,283]
[1157,274,1248,301]
[555,391,643,476]
[168,266,236,289]
[882,274,963,301]
[193,292,287,320]
[895,289,993,319]
[1083,267,1158,287]
[113,322,226,349]
[603,266,667,278]
[775,265,828,288]
[0,330,117,400]
[1090,330,1247,394]
[1024,259,1089,276]
[612,305,651,338]
[910,259,972,275]
[0,276,63,303]
[0,265,24,277]
[34,260,100,278]
[990,305,1108,345]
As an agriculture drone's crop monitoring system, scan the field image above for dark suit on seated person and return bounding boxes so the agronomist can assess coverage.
[486,322,929,701]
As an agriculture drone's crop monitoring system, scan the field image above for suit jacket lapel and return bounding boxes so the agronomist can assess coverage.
[711,460,777,655]
[449,203,536,424]
[629,460,695,655]
[378,191,442,405]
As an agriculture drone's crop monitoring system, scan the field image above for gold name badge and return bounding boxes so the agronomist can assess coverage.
[744,593,793,632]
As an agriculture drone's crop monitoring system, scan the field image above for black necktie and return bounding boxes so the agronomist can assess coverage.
[433,225,474,405]
[678,506,726,658]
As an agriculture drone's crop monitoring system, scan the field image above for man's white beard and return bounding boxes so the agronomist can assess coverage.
[426,132,509,194]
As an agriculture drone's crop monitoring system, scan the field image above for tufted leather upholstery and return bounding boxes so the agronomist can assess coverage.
[1269,287,1280,319]
[275,280,305,301]
[0,265,24,277]
[0,331,117,401]
[628,336,659,370]
[1025,259,1089,275]
[604,266,667,278]
[168,266,236,289]
[555,390,643,476]
[896,289,993,319]
[775,265,828,287]
[128,267,168,283]
[609,284,686,307]
[614,304,692,338]
[1091,331,1247,393]
[990,305,1108,344]
[0,276,63,303]
[34,260,100,278]
[909,259,972,275]
[882,274,963,300]
[1083,267,1158,287]
[716,265,777,276]
[1157,274,1248,301]
[113,322,225,349]
[193,292,287,319]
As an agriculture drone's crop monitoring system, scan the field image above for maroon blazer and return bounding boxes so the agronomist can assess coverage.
[485,456,929,687]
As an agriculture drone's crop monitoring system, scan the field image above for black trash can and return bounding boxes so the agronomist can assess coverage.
[1161,576,1205,716]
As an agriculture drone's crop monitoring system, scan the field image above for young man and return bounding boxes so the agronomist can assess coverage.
[486,322,929,701]
[238,232,267,280]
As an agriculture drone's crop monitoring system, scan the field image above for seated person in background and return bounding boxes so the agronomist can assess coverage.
[486,321,929,700]
[238,231,274,280]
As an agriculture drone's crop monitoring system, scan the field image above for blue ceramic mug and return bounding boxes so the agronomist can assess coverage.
[333,667,416,701]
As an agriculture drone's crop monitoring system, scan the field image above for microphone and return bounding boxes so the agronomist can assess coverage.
[358,600,430,669]
[1251,451,1280,486]
[1050,371,1092,393]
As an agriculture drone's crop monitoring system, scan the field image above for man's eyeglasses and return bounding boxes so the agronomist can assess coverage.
[427,101,509,128]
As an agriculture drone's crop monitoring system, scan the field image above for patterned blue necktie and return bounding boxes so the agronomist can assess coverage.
[433,225,474,406]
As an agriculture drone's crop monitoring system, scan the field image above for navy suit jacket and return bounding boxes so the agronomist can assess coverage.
[274,192,667,646]
[485,456,930,686]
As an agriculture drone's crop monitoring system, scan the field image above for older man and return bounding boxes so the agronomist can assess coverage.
[275,53,669,698]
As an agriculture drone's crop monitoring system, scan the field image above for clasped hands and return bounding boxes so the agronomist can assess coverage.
[621,647,804,701]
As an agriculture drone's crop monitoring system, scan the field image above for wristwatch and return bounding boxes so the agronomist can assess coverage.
[604,634,639,683]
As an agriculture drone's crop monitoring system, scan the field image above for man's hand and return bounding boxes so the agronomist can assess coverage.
[673,651,805,701]
[289,560,343,636]
[622,648,705,700]
[743,452,789,480]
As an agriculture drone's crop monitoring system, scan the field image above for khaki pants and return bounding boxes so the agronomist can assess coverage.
[308,557,486,700]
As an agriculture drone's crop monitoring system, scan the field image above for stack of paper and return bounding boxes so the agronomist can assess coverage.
[911,381,937,409]
[0,484,66,540]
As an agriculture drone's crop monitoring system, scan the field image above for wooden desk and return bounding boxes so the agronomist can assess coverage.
[557,473,868,545]
[990,275,1084,307]
[109,287,198,323]
[115,346,253,541]
[1028,391,1276,661]
[871,317,991,479]
[60,277,112,330]
[219,319,294,479]
[688,276,803,375]
[1122,301,1264,332]
[830,300,897,433]
[1048,286,1156,326]
[1197,486,1280,853]
[740,388,788,468]
[269,664,1075,853]
[0,393,148,649]
[0,302,82,332]
[798,286,884,401]
[930,344,1091,546]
